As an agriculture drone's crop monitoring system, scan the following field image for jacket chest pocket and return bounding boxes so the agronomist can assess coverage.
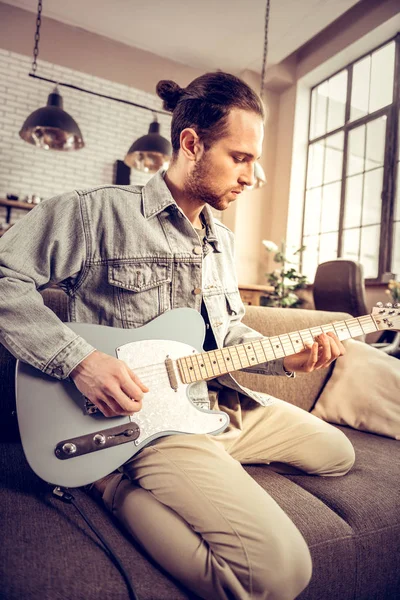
[108,261,172,327]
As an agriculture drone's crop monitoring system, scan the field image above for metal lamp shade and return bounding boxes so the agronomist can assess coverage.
[124,120,172,173]
[19,88,84,151]
[251,161,267,189]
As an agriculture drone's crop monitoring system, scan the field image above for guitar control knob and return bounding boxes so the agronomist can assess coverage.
[93,433,106,445]
[62,442,77,455]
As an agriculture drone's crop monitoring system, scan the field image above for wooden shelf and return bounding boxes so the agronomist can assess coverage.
[0,198,36,235]
[0,199,35,211]
[239,283,274,306]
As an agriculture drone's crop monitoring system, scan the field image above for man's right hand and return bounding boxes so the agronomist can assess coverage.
[70,350,149,417]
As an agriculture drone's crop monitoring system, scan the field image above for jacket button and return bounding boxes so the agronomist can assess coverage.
[193,288,202,295]
[193,246,202,255]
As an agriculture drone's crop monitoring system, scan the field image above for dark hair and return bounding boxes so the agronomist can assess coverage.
[156,71,265,159]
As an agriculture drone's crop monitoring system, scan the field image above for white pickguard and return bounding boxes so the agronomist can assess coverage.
[116,338,227,444]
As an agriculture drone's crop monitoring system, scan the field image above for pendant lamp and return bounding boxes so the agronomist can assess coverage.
[20,0,84,152]
[124,116,172,174]
[19,86,84,151]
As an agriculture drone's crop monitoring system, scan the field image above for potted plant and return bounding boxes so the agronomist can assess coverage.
[261,240,308,308]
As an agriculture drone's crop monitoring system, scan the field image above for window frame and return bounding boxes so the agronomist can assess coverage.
[301,33,400,285]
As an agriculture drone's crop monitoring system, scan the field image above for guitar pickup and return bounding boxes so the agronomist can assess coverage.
[54,423,140,460]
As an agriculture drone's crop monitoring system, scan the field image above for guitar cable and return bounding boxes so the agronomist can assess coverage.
[52,486,140,600]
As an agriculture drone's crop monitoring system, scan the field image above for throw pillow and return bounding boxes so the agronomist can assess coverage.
[312,339,400,440]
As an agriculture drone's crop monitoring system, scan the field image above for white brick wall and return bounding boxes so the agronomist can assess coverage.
[0,49,171,226]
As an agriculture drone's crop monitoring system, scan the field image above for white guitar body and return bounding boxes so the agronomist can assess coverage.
[16,303,399,488]
[16,309,229,488]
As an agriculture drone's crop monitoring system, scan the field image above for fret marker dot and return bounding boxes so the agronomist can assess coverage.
[200,364,204,367]
[276,345,279,348]
[226,357,230,361]
[189,367,193,370]
[252,357,255,361]
[213,361,216,364]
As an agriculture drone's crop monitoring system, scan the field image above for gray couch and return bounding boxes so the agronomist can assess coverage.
[1,288,399,600]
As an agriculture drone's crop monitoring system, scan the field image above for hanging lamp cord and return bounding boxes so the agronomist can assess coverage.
[31,0,42,75]
[28,0,169,117]
[260,0,271,97]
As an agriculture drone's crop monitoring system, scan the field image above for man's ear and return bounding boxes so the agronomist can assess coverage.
[180,128,203,162]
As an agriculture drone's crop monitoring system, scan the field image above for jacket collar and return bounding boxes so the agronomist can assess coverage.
[142,169,221,252]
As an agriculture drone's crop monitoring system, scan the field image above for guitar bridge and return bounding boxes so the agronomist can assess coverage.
[54,423,140,460]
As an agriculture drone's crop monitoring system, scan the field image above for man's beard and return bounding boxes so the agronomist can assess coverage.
[184,153,229,211]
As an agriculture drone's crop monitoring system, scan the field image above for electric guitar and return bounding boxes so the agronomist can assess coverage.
[16,303,400,487]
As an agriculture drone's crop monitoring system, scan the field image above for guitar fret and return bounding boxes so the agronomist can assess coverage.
[243,342,258,366]
[193,353,210,379]
[178,357,191,384]
[253,340,268,364]
[221,347,233,370]
[260,338,277,362]
[226,346,243,370]
[279,333,296,356]
[215,349,228,374]
[299,329,314,346]
[236,345,247,367]
[187,355,199,382]
[346,319,364,337]
[358,316,378,334]
[202,352,216,377]
[268,336,285,359]
[288,331,305,352]
[207,350,221,377]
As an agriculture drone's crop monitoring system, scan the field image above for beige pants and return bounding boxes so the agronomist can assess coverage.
[100,390,355,600]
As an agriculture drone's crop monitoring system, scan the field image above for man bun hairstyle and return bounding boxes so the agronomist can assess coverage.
[156,80,184,112]
[156,71,265,159]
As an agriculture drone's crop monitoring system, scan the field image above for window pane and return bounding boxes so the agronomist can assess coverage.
[342,228,360,261]
[324,132,344,184]
[392,222,400,277]
[362,168,383,226]
[350,56,370,121]
[302,235,319,281]
[395,160,400,222]
[306,141,324,188]
[344,174,363,228]
[347,126,365,176]
[369,42,395,113]
[321,182,341,233]
[319,232,338,264]
[310,88,318,139]
[327,71,347,133]
[303,188,322,235]
[365,116,386,171]
[313,81,328,139]
[360,225,380,278]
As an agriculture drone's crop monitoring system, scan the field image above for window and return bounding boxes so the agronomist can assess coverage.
[301,35,400,283]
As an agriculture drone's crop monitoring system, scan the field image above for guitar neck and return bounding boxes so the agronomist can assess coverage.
[177,314,378,384]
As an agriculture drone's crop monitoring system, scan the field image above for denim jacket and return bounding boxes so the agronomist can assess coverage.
[0,169,289,407]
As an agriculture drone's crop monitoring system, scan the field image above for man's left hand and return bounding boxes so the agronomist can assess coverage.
[283,332,346,374]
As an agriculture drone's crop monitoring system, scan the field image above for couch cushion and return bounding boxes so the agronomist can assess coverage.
[243,464,357,600]
[283,426,400,600]
[240,307,353,412]
[0,443,197,600]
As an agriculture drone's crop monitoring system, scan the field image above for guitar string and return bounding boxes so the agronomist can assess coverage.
[119,315,379,381]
